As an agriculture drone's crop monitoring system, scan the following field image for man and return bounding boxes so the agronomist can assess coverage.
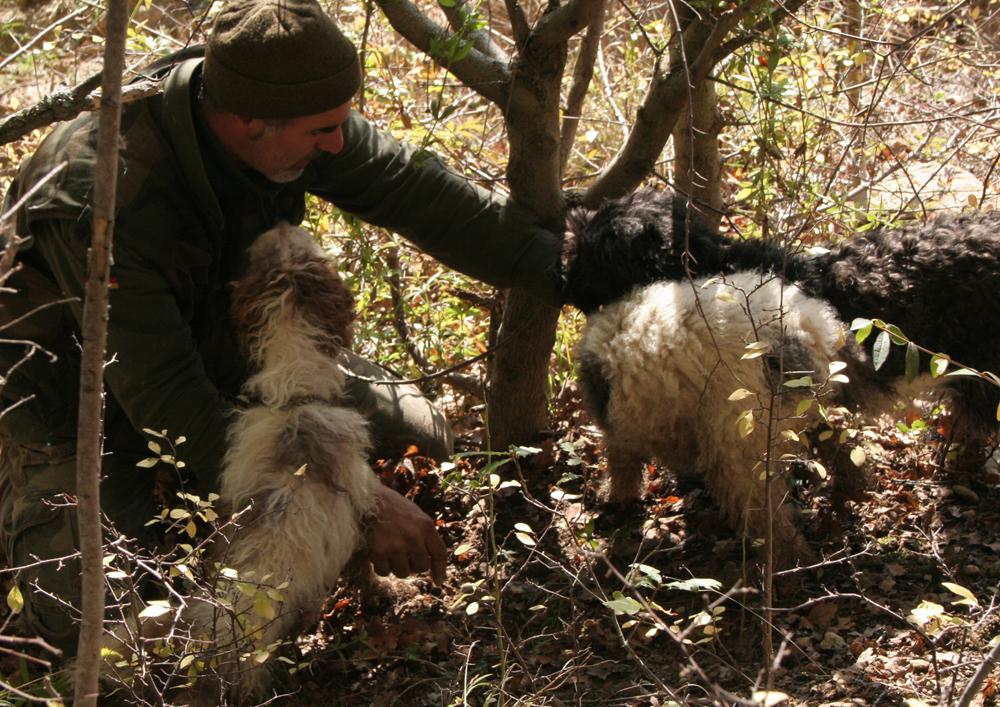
[0,0,561,652]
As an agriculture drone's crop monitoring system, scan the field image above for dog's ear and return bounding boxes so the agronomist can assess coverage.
[292,260,357,350]
[565,207,596,244]
[552,207,595,292]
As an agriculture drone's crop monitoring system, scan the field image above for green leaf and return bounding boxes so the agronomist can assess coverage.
[796,399,814,416]
[604,591,642,615]
[872,330,891,370]
[665,577,723,592]
[851,318,873,342]
[905,342,919,384]
[885,323,908,345]
[783,376,814,388]
[512,445,543,457]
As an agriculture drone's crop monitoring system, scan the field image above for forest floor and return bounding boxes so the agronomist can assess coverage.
[257,392,1000,707]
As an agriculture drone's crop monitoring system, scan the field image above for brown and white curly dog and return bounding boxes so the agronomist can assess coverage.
[182,222,380,703]
[554,188,1000,565]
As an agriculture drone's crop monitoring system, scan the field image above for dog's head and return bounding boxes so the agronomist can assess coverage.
[553,189,727,314]
[232,222,357,359]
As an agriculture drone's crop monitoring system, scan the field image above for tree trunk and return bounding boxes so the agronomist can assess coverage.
[486,40,566,452]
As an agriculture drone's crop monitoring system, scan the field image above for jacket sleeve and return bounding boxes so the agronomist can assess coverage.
[31,218,232,491]
[306,112,563,306]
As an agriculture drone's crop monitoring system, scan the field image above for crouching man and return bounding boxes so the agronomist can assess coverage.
[0,0,560,654]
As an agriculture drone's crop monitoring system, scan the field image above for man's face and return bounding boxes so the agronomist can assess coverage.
[238,102,352,183]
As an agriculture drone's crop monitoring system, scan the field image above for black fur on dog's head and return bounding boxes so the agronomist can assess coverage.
[553,189,785,314]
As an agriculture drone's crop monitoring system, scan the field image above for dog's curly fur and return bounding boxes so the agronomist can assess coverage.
[182,222,380,703]
[556,188,1000,564]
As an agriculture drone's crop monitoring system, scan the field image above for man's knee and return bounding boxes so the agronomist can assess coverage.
[0,444,82,653]
[338,352,455,462]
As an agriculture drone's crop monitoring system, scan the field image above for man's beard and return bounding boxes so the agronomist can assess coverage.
[265,151,323,183]
[265,167,305,183]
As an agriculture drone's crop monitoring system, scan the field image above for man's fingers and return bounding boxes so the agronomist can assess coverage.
[372,556,392,577]
[426,530,448,585]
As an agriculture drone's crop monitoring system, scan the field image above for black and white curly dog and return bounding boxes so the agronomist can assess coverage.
[555,188,1000,565]
[181,223,380,704]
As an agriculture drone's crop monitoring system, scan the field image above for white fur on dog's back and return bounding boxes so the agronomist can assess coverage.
[579,272,846,562]
[183,224,380,703]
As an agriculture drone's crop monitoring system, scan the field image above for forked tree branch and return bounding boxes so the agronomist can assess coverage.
[376,0,511,105]
[532,0,606,47]
[441,0,509,63]
[585,0,769,204]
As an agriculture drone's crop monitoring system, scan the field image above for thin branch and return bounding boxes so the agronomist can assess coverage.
[0,7,90,73]
[0,75,161,149]
[504,0,531,49]
[0,73,101,147]
[559,0,607,175]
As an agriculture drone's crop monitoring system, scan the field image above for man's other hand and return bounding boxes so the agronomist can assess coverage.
[368,485,447,585]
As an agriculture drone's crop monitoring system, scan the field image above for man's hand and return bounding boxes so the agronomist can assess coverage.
[368,485,447,585]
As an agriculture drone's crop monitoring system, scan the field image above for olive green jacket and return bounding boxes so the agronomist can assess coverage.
[0,58,560,489]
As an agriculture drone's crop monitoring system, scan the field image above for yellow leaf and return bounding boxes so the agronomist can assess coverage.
[254,592,276,621]
[942,582,980,607]
[715,291,738,303]
[850,447,866,467]
[139,601,171,619]
[185,520,197,538]
[515,532,536,546]
[7,586,23,614]
[728,388,754,401]
[293,464,307,476]
[753,692,790,707]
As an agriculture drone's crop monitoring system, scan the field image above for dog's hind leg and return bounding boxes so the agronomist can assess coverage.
[604,443,646,504]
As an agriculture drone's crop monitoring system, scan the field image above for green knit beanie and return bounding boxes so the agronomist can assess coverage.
[204,0,361,120]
